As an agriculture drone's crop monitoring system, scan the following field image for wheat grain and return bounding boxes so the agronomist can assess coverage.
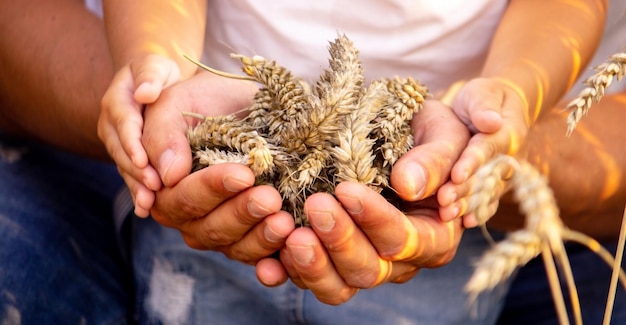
[566,50,626,135]
[465,230,542,303]
[185,34,427,224]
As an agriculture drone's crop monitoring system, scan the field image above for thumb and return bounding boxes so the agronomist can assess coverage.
[143,105,193,187]
[452,78,504,134]
[131,54,181,104]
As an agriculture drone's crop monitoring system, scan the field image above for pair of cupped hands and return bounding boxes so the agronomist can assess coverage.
[98,55,528,305]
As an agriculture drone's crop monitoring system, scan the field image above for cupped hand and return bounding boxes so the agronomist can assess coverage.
[141,70,259,188]
[268,99,469,305]
[151,162,296,265]
[437,78,530,227]
[98,54,181,217]
[277,184,463,305]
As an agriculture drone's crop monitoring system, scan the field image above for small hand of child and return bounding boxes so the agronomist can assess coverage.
[437,78,529,227]
[98,54,181,217]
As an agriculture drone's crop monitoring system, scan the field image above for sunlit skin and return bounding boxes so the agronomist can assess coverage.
[0,0,113,160]
[488,91,626,241]
[98,0,608,305]
[2,0,623,313]
[438,0,608,226]
[100,0,207,217]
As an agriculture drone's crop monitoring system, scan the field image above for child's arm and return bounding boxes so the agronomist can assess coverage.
[103,0,207,77]
[98,0,207,216]
[438,0,607,225]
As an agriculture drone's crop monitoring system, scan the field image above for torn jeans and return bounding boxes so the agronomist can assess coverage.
[0,133,131,324]
[125,191,626,324]
[129,215,509,325]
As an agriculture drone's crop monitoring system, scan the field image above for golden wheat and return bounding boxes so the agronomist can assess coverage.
[464,154,626,324]
[185,34,428,226]
[566,50,626,135]
[184,35,626,323]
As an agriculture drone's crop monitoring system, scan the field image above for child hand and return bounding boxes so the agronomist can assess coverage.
[437,78,529,227]
[98,54,181,217]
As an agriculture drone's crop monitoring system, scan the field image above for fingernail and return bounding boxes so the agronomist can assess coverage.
[309,210,335,232]
[288,245,315,265]
[158,149,179,181]
[264,224,284,243]
[337,194,363,215]
[223,174,250,192]
[404,162,426,200]
[450,206,460,219]
[462,170,470,182]
[248,197,271,219]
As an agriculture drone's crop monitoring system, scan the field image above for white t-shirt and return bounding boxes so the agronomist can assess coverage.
[203,0,508,94]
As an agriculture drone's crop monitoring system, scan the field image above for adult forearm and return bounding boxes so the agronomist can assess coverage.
[0,0,112,160]
[481,0,607,124]
[103,0,207,78]
[489,91,626,240]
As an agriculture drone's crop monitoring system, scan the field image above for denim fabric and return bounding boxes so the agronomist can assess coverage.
[497,241,626,325]
[0,133,132,324]
[131,208,626,324]
[131,216,509,325]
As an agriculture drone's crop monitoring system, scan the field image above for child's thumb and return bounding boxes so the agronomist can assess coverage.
[132,55,181,103]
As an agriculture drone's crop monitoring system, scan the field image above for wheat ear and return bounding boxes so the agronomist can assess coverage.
[186,114,276,176]
[566,50,626,135]
[464,155,580,324]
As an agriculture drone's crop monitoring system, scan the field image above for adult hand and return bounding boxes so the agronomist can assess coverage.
[150,162,295,265]
[140,71,293,265]
[268,100,469,305]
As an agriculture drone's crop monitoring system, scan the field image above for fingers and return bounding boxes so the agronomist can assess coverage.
[214,210,294,264]
[282,182,464,305]
[334,183,416,261]
[403,208,463,267]
[304,191,390,288]
[130,54,181,104]
[451,78,505,134]
[99,65,162,213]
[437,78,528,226]
[282,227,359,305]
[439,157,513,223]
[151,163,256,226]
[448,80,528,184]
[255,257,289,287]
[391,100,470,201]
[119,169,155,218]
[141,73,258,187]
[336,182,462,268]
[142,90,194,187]
[152,164,289,259]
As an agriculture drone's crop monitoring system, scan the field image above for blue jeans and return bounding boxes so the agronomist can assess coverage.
[130,206,626,324]
[0,133,131,324]
[131,216,510,325]
[497,241,626,324]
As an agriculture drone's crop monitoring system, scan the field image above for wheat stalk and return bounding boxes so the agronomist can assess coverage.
[464,156,573,323]
[183,35,626,322]
[184,34,428,225]
[465,154,626,324]
[566,50,626,135]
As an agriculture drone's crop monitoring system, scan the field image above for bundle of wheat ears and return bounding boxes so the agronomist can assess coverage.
[184,34,428,226]
[185,36,626,324]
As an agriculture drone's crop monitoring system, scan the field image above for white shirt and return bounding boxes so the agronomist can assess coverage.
[203,0,508,93]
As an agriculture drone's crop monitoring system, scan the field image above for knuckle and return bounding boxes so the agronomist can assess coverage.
[223,246,257,265]
[200,225,231,247]
[318,289,357,306]
[344,269,379,289]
